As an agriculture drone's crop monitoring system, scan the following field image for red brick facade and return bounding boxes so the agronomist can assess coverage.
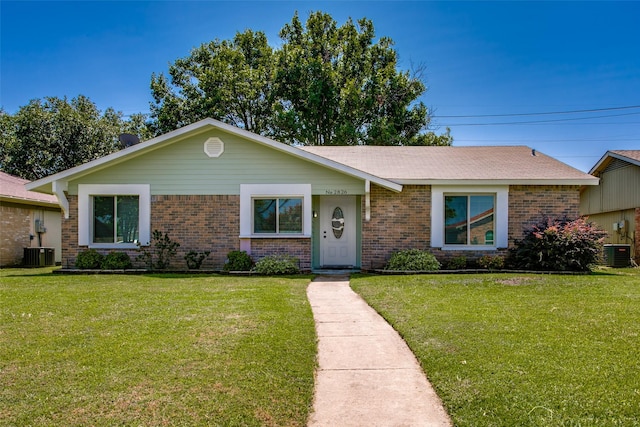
[61,184,582,270]
[362,185,431,270]
[0,203,31,266]
[507,185,581,247]
[62,194,310,270]
[250,238,311,271]
[361,184,582,270]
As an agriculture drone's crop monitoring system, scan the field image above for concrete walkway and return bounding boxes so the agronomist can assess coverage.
[307,276,453,427]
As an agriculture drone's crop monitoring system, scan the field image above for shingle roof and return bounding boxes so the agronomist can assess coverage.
[0,171,59,206]
[589,149,640,175]
[300,145,596,183]
[609,150,640,163]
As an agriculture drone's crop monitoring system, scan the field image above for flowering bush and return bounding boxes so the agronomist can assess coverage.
[478,255,505,270]
[507,216,607,271]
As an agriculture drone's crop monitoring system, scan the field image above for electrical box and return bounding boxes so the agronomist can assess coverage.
[613,222,618,231]
[34,219,46,233]
[619,220,627,230]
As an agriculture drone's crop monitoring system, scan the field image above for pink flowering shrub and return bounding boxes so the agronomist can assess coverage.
[507,216,607,271]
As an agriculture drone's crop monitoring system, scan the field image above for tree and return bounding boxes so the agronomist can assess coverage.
[0,96,148,180]
[150,30,276,135]
[149,11,452,146]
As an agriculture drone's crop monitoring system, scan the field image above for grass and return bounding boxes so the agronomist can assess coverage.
[0,268,316,427]
[351,269,640,427]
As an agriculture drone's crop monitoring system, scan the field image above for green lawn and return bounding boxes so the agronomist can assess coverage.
[0,268,316,427]
[351,269,640,427]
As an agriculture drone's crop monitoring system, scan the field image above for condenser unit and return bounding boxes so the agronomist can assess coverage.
[603,244,631,268]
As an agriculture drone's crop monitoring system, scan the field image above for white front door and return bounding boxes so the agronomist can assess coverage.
[320,196,357,267]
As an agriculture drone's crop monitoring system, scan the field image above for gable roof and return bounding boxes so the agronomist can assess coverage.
[589,150,640,175]
[301,145,598,185]
[0,171,59,207]
[25,118,402,194]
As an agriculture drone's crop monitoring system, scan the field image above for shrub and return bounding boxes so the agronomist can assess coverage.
[253,255,299,275]
[385,249,441,271]
[137,230,180,270]
[478,255,505,270]
[446,255,467,270]
[185,250,211,269]
[224,250,253,271]
[75,249,104,269]
[507,216,607,272]
[101,252,133,269]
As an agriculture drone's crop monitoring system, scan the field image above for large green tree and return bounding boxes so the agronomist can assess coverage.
[0,96,151,180]
[150,30,275,135]
[150,11,451,146]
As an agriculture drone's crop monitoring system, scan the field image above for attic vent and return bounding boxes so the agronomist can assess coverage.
[603,158,629,174]
[204,137,224,158]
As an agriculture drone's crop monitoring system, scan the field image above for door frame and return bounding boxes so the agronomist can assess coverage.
[316,195,360,268]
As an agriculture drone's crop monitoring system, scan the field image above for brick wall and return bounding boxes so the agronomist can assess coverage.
[507,185,581,246]
[0,204,31,266]
[361,184,581,270]
[250,238,312,272]
[362,185,431,270]
[62,194,241,269]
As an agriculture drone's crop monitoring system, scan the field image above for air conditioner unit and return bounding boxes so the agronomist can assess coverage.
[603,244,631,268]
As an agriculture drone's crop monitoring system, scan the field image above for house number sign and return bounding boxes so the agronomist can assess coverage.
[325,189,348,195]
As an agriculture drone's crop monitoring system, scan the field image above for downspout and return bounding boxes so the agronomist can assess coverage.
[365,180,371,222]
[52,180,69,219]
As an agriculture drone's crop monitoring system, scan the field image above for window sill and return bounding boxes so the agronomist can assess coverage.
[89,243,140,249]
[239,235,312,239]
[439,245,499,251]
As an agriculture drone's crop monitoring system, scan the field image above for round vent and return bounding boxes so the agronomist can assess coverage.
[204,137,224,157]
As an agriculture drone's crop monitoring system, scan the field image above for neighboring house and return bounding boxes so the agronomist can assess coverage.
[580,150,640,264]
[1,171,62,267]
[25,118,598,271]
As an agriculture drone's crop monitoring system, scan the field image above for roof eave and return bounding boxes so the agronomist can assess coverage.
[394,179,600,186]
[0,195,60,208]
[25,118,403,194]
[26,119,217,194]
[589,150,640,175]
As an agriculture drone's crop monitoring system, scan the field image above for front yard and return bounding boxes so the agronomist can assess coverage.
[351,269,640,426]
[0,268,316,426]
[2,267,639,426]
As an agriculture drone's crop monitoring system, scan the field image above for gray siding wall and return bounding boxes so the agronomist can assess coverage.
[581,164,640,215]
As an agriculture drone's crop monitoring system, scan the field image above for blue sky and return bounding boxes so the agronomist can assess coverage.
[2,1,639,172]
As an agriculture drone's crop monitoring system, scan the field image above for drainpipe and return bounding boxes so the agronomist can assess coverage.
[365,180,371,222]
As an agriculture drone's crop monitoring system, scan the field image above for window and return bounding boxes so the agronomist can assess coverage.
[240,184,312,238]
[253,198,303,234]
[93,195,139,243]
[431,185,508,249]
[444,195,495,245]
[78,184,150,248]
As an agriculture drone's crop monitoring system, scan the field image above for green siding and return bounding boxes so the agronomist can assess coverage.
[68,129,365,196]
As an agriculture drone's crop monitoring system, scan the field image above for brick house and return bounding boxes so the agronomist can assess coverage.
[26,119,598,271]
[580,150,640,264]
[1,171,62,267]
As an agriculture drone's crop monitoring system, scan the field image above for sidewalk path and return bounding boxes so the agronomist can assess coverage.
[307,276,453,427]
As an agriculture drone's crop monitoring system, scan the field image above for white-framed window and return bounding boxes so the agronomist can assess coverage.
[431,185,508,249]
[240,184,311,238]
[78,184,150,248]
